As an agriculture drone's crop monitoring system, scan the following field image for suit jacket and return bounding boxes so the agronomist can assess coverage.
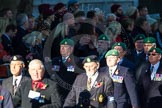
[101,65,140,108]
[52,55,84,105]
[140,61,162,106]
[13,78,61,108]
[63,71,114,108]
[2,76,29,97]
[0,86,14,108]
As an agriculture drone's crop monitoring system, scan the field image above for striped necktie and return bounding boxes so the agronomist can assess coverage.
[13,79,18,95]
[87,78,92,91]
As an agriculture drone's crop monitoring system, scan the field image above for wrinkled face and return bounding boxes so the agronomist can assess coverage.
[106,56,119,67]
[83,62,99,77]
[60,45,73,57]
[148,53,161,65]
[10,61,24,76]
[143,43,155,54]
[29,63,45,81]
[135,40,144,51]
[97,40,109,52]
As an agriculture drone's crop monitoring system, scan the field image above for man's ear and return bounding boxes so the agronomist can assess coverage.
[96,62,100,69]
[116,57,120,63]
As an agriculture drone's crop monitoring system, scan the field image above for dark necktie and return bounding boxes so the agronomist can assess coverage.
[151,66,155,80]
[13,79,18,95]
[87,78,92,91]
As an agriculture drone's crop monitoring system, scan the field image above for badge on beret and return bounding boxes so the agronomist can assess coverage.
[117,43,120,46]
[13,56,17,60]
[86,58,91,62]
[103,37,105,40]
[65,41,67,44]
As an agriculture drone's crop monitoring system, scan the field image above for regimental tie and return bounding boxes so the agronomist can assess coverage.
[13,79,18,95]
[87,78,92,91]
[109,69,113,78]
[150,65,155,80]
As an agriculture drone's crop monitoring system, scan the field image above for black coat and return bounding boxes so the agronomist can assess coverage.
[13,78,61,108]
[101,65,140,108]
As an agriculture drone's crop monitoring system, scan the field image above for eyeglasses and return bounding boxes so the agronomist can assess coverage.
[148,53,159,56]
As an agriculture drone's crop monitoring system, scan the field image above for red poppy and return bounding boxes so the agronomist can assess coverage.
[0,96,4,100]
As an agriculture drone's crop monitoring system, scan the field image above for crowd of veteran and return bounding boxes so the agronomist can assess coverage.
[0,0,162,108]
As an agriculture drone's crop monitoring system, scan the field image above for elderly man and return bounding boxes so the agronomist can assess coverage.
[52,38,83,105]
[14,59,61,108]
[64,55,115,108]
[103,49,140,108]
[2,55,29,98]
[139,47,162,108]
[97,34,110,67]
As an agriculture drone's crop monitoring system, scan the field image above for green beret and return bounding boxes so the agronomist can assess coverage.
[10,55,24,62]
[60,38,74,46]
[105,49,119,58]
[112,42,127,51]
[134,34,145,42]
[143,37,156,43]
[148,47,162,54]
[82,55,98,64]
[98,34,109,41]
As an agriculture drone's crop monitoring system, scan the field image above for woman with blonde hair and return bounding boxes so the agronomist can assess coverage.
[105,21,122,47]
[51,12,75,58]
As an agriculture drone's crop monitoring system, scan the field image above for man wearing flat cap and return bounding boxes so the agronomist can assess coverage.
[64,55,115,108]
[138,47,162,108]
[97,34,111,68]
[2,55,29,99]
[101,49,140,108]
[51,38,83,106]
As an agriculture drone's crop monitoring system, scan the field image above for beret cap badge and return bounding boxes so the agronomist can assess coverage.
[13,56,17,60]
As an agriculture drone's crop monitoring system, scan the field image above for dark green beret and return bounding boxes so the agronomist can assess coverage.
[112,42,127,51]
[60,38,74,46]
[148,47,162,54]
[10,55,24,62]
[134,34,145,42]
[98,34,109,41]
[82,55,98,64]
[143,37,156,43]
[105,49,119,58]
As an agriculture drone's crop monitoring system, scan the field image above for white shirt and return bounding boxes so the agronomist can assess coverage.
[109,65,117,76]
[13,74,22,87]
[151,61,160,80]
[87,71,99,88]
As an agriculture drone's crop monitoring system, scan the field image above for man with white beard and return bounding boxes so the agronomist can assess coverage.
[64,55,115,108]
[97,34,111,68]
